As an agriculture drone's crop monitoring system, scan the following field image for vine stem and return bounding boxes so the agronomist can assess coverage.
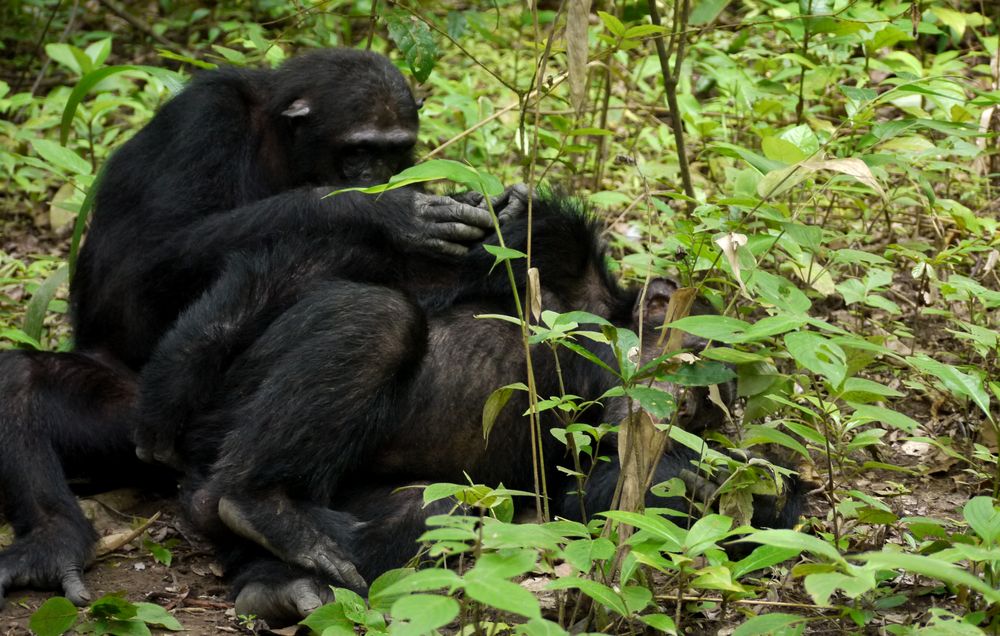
[647,0,696,214]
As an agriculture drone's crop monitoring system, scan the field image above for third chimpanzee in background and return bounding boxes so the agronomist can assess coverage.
[0,48,522,607]
[135,191,804,623]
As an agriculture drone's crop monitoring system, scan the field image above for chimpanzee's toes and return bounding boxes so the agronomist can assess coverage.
[0,524,94,609]
[234,576,332,626]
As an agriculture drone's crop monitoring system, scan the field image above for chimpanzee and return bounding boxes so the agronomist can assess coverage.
[133,192,803,623]
[0,48,522,607]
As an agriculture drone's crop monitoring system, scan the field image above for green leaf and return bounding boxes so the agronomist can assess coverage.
[625,386,676,419]
[60,65,182,144]
[483,384,518,443]
[963,497,1000,545]
[483,244,528,272]
[732,612,806,636]
[662,361,737,386]
[389,594,459,636]
[848,404,919,433]
[299,602,353,636]
[601,511,685,551]
[803,571,875,605]
[859,551,1000,603]
[547,577,628,616]
[464,570,540,618]
[784,332,847,389]
[468,550,538,580]
[731,545,802,578]
[908,355,991,419]
[668,315,752,344]
[739,529,847,566]
[367,568,415,613]
[31,140,91,176]
[596,11,626,37]
[30,597,79,636]
[385,13,438,82]
[377,568,463,600]
[133,603,182,631]
[45,43,84,74]
[639,614,677,633]
[689,0,731,25]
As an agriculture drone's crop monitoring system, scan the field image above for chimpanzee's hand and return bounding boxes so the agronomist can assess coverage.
[0,520,93,609]
[451,184,530,225]
[491,183,530,225]
[411,192,494,258]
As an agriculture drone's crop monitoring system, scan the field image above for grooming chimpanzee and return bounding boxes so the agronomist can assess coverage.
[135,192,802,623]
[0,48,522,607]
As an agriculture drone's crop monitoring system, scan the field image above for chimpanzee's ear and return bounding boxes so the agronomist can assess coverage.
[635,278,680,327]
[281,98,312,118]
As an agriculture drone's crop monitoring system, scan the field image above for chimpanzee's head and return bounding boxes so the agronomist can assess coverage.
[270,48,420,187]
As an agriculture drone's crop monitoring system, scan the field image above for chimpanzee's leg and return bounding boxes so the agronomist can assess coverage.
[0,350,137,606]
[182,281,427,591]
[136,248,321,470]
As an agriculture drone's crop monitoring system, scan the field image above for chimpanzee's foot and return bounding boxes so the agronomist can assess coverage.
[0,517,95,608]
[217,494,366,590]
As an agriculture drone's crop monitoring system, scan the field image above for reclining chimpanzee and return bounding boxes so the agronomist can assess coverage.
[134,191,804,623]
[0,48,521,607]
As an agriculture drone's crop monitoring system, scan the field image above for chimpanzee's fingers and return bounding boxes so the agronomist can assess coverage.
[429,221,486,242]
[495,184,530,224]
[418,237,469,258]
[314,553,366,591]
[61,568,91,606]
[420,196,494,229]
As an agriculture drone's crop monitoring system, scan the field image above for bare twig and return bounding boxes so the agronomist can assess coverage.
[98,0,176,49]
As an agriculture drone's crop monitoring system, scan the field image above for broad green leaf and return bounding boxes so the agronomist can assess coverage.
[762,136,807,164]
[385,13,438,82]
[908,355,991,419]
[30,597,79,636]
[689,0,731,25]
[639,613,677,633]
[389,594,459,636]
[133,604,181,631]
[31,140,91,176]
[338,159,502,197]
[596,11,626,37]
[662,361,737,386]
[731,545,802,578]
[464,571,541,618]
[803,570,875,605]
[668,315,752,344]
[784,332,847,388]
[963,497,1000,545]
[547,577,628,616]
[625,386,676,419]
[739,529,847,565]
[468,550,538,580]
[299,602,353,636]
[601,511,685,550]
[483,384,517,443]
[732,612,806,636]
[691,565,744,592]
[848,404,918,433]
[367,568,416,613]
[855,551,1000,603]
